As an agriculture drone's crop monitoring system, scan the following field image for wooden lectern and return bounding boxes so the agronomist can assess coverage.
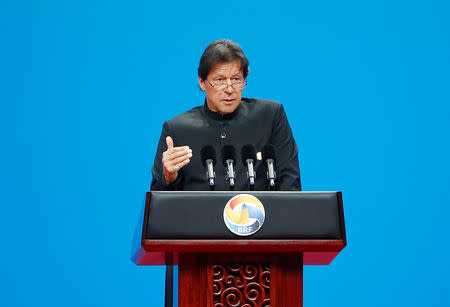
[132,191,346,307]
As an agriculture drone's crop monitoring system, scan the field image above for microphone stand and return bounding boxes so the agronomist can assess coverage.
[225,159,235,191]
[266,158,276,191]
[246,158,255,191]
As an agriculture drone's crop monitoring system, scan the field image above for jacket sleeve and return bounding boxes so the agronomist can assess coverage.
[271,103,302,191]
[150,121,182,191]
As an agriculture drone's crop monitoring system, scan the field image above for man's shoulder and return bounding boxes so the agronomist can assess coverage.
[165,105,204,128]
[169,105,203,120]
[241,97,282,112]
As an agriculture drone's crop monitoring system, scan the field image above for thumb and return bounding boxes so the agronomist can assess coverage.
[166,136,174,150]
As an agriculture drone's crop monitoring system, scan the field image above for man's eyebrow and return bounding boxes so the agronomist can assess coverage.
[212,71,243,78]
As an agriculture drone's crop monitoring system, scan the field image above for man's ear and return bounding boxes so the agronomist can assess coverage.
[198,76,206,91]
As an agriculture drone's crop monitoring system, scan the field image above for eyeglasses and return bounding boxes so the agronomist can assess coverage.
[206,78,247,90]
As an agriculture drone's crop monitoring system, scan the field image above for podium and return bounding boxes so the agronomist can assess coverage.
[132,191,346,307]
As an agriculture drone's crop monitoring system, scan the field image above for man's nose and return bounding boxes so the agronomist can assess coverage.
[224,80,234,94]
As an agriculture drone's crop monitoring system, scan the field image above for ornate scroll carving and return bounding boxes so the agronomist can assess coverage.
[212,263,270,307]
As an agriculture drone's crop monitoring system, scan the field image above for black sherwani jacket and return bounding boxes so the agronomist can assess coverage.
[151,98,301,191]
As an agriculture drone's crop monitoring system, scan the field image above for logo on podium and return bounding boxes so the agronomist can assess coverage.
[223,194,265,236]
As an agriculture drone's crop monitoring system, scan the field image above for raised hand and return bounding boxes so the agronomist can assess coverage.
[162,136,192,184]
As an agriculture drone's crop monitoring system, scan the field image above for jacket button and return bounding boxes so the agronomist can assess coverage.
[220,132,227,139]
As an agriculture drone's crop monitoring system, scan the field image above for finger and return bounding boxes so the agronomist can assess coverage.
[173,158,191,170]
[164,146,190,157]
[168,146,191,154]
[166,146,192,159]
[170,152,193,166]
[163,152,192,172]
[162,151,191,171]
[166,136,174,150]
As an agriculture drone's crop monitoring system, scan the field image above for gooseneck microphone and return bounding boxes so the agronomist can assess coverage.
[262,144,277,190]
[200,145,217,188]
[241,144,257,188]
[221,145,237,189]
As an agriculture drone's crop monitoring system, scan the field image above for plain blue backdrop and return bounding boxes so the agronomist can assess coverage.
[1,0,449,306]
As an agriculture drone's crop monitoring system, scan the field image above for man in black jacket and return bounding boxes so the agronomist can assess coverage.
[151,39,301,191]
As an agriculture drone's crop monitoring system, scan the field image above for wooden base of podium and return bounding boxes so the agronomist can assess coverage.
[178,253,303,307]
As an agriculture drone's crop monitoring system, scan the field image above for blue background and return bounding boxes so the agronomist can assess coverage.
[2,0,449,306]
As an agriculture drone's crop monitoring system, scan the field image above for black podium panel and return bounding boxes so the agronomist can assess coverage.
[145,191,344,240]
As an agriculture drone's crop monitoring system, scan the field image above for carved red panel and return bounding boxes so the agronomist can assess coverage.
[212,263,270,307]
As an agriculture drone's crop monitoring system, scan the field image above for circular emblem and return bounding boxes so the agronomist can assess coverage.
[223,194,265,236]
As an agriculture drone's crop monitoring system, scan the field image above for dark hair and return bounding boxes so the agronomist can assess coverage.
[198,39,249,81]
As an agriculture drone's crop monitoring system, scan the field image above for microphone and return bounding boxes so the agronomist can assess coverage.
[262,144,277,189]
[221,145,237,188]
[200,145,216,187]
[241,144,257,187]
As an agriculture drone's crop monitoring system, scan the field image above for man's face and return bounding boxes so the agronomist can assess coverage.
[199,60,245,114]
